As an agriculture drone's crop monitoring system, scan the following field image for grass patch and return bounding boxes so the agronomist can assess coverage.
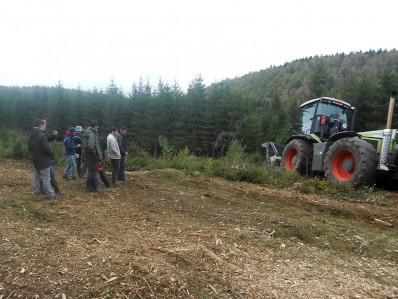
[1,132,391,206]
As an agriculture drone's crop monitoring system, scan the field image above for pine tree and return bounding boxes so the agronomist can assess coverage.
[309,61,331,98]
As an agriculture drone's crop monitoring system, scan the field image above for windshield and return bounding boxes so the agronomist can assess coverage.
[300,100,353,134]
[317,102,349,123]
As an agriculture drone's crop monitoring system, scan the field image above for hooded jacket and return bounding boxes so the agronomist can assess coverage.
[27,127,54,169]
[64,130,78,156]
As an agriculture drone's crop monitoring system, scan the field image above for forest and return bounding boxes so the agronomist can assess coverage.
[0,49,397,156]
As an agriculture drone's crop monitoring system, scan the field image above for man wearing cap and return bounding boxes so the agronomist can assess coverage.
[62,127,81,180]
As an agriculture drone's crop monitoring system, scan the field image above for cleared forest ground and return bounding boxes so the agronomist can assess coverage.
[0,158,398,298]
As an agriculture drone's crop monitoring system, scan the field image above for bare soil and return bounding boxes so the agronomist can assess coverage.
[0,158,398,299]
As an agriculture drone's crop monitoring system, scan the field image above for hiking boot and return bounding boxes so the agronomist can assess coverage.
[46,195,61,200]
[112,180,123,186]
[62,174,68,180]
[51,178,65,195]
[72,176,77,181]
[93,188,104,193]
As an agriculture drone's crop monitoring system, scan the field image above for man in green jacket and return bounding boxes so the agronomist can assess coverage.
[82,120,104,193]
[27,119,56,199]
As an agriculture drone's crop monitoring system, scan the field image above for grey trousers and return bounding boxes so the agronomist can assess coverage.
[33,166,55,199]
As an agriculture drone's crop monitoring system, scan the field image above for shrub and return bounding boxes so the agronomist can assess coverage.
[225,166,266,184]
[225,139,247,165]
[204,158,226,176]
[247,151,265,165]
[159,135,176,160]
[0,129,30,160]
[125,148,152,171]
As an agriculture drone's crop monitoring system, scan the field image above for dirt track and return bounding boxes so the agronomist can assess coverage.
[0,158,398,298]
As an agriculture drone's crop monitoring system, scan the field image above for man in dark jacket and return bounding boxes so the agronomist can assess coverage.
[82,120,104,193]
[117,127,128,181]
[74,126,86,178]
[27,119,56,199]
[41,129,65,195]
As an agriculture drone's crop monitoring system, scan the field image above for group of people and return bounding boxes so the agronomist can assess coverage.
[28,119,128,199]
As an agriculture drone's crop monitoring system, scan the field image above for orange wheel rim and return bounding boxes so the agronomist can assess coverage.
[332,150,355,180]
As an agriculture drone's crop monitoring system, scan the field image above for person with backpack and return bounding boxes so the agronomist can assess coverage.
[82,120,104,193]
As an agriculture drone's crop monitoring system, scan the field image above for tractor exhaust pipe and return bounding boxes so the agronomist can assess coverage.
[379,91,397,169]
[386,90,396,129]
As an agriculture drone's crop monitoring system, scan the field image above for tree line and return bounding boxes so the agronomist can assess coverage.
[0,49,397,156]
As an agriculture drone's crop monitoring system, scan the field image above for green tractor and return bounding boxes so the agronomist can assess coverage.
[281,92,398,188]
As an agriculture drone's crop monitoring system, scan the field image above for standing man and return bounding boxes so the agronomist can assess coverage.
[74,126,84,178]
[62,127,80,180]
[43,128,65,195]
[117,127,128,182]
[96,128,111,188]
[27,119,56,200]
[82,120,104,193]
[107,127,121,185]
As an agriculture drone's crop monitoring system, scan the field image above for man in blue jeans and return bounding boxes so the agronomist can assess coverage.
[28,119,56,200]
[62,127,81,180]
[41,128,65,195]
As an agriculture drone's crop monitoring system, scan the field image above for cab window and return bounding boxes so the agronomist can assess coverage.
[300,103,316,134]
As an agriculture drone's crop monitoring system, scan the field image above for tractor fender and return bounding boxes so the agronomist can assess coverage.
[284,134,319,145]
[327,131,360,142]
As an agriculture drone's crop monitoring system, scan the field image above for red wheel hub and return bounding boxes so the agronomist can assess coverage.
[285,148,297,170]
[332,149,355,180]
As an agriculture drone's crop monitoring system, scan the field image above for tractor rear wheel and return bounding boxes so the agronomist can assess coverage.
[324,137,378,187]
[281,139,313,176]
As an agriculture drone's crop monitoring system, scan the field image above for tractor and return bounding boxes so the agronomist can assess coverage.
[278,92,398,188]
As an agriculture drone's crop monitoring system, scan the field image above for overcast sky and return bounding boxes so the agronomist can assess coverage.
[0,0,396,93]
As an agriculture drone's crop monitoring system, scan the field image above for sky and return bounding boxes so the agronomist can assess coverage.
[0,0,397,93]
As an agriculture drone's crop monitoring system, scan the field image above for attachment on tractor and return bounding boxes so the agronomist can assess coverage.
[262,141,282,167]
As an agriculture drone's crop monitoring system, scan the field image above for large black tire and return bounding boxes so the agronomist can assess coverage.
[324,138,378,187]
[281,139,313,176]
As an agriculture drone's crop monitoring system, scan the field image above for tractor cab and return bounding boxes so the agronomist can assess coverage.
[299,97,356,140]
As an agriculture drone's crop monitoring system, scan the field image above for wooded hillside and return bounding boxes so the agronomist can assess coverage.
[0,49,397,155]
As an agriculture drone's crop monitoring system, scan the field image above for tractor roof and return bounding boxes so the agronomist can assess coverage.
[300,97,353,109]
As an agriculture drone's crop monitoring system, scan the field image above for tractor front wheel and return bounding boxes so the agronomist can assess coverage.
[281,139,313,176]
[324,138,378,187]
